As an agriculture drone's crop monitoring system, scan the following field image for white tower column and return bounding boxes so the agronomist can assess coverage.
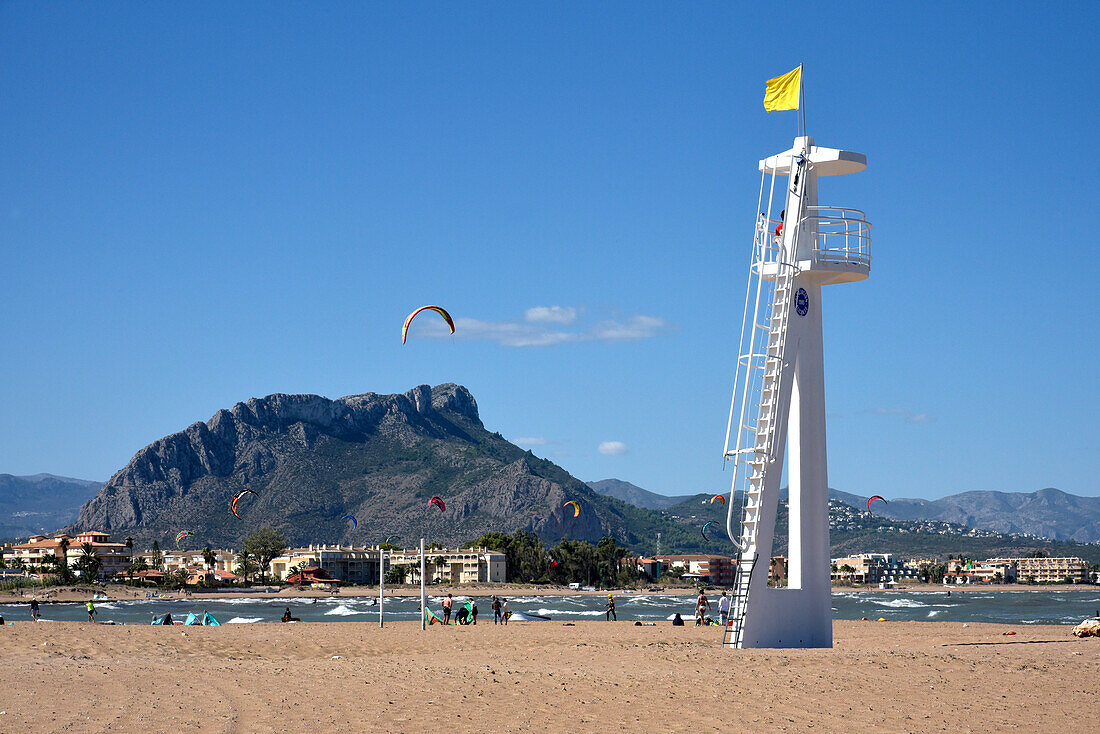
[723,136,871,648]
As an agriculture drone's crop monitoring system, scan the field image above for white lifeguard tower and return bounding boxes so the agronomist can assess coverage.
[722,136,871,648]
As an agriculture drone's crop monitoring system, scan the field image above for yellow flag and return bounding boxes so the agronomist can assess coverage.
[763,66,801,112]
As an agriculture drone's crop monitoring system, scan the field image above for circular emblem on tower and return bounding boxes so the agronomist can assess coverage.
[795,287,809,317]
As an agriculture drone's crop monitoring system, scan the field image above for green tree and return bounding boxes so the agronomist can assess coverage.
[464,530,549,583]
[432,556,446,582]
[151,540,163,570]
[926,563,947,584]
[55,537,72,582]
[243,528,288,585]
[126,557,149,584]
[167,568,190,589]
[384,564,409,585]
[202,547,217,571]
[595,536,634,587]
[74,542,102,581]
[234,549,258,584]
[548,539,599,587]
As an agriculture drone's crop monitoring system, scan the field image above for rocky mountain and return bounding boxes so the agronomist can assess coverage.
[70,385,703,554]
[0,474,103,539]
[586,478,695,510]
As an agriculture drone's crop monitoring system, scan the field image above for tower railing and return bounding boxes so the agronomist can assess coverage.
[803,205,872,268]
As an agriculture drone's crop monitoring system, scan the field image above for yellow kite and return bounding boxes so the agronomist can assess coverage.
[402,305,455,344]
[763,66,801,112]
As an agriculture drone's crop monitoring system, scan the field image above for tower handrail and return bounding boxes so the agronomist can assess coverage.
[802,205,872,268]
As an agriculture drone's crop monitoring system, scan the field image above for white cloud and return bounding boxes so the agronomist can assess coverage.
[513,437,548,446]
[524,306,577,324]
[598,441,629,456]
[590,315,668,342]
[412,307,671,347]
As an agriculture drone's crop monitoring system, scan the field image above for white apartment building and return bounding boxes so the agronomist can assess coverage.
[388,547,506,584]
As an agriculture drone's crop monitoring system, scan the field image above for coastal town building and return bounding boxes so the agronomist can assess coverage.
[285,566,333,585]
[831,554,921,584]
[140,549,238,574]
[388,547,506,584]
[269,545,384,585]
[945,559,1017,584]
[985,557,1089,584]
[633,557,662,579]
[653,555,737,586]
[9,531,132,580]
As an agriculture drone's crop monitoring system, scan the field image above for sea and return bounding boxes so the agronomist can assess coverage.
[4,589,1100,625]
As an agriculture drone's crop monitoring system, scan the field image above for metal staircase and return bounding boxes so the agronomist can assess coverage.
[721,153,808,647]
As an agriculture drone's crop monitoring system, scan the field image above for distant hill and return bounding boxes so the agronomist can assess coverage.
[646,492,1100,565]
[0,474,103,539]
[587,479,695,510]
[824,487,1100,544]
[70,384,709,554]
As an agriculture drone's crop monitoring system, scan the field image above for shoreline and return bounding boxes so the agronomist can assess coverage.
[4,580,1097,605]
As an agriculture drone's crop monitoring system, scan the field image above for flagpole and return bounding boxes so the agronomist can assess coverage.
[799,64,806,138]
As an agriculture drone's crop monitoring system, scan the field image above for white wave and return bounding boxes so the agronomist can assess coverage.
[869,598,927,608]
[95,603,120,610]
[324,604,369,616]
[535,608,606,617]
[210,597,275,605]
[926,610,943,618]
[227,616,264,624]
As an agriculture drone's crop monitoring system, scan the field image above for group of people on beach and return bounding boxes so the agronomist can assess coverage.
[437,594,516,624]
[693,590,732,626]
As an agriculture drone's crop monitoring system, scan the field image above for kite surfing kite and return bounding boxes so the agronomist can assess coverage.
[549,559,559,570]
[429,496,446,512]
[175,530,191,549]
[563,500,580,518]
[342,514,358,531]
[867,495,887,512]
[701,521,716,542]
[230,489,257,520]
[710,494,726,505]
[402,305,455,344]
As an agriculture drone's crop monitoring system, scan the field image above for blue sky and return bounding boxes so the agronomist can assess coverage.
[1,3,1097,499]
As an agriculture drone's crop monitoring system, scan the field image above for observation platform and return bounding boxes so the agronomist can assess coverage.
[758,205,872,285]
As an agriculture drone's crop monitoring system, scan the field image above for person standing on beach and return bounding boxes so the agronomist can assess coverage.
[492,596,502,624]
[695,591,709,626]
[86,599,97,623]
[442,593,453,624]
[470,598,478,625]
[718,592,730,626]
[30,597,40,622]
[605,594,616,621]
[501,597,510,625]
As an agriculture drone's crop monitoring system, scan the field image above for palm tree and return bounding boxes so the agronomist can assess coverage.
[56,537,72,582]
[202,547,217,571]
[76,542,101,582]
[432,556,446,583]
[234,550,257,585]
[126,557,149,585]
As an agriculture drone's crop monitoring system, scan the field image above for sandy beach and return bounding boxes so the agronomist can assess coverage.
[0,620,1094,733]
